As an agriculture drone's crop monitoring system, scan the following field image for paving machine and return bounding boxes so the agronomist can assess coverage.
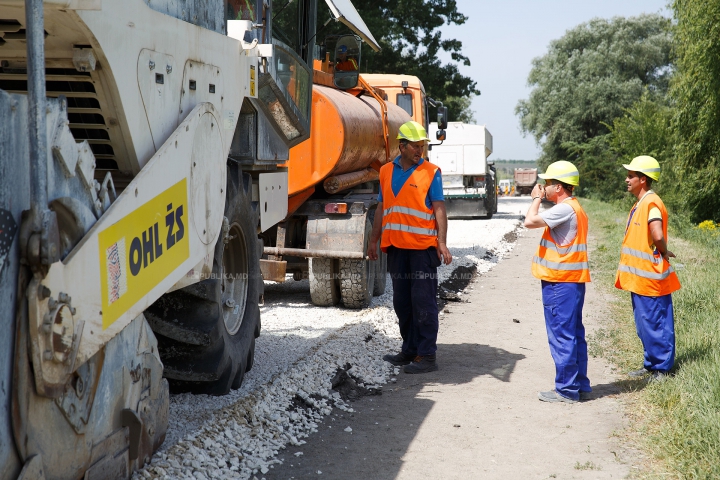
[0,0,378,478]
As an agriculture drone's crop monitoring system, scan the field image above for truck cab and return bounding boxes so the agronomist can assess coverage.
[361,74,429,131]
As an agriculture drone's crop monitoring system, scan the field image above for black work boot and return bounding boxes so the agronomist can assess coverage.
[403,355,438,374]
[382,352,415,366]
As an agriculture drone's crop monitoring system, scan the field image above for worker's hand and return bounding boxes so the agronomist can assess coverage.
[438,242,452,265]
[367,240,379,261]
[662,250,676,261]
[531,184,545,200]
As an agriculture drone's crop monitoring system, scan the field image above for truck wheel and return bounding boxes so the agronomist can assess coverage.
[339,217,375,308]
[309,257,340,306]
[146,165,261,395]
[485,175,496,219]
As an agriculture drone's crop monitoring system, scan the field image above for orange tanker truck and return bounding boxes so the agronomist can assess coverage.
[259,34,448,308]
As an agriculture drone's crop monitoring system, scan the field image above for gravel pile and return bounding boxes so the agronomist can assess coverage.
[134,199,530,479]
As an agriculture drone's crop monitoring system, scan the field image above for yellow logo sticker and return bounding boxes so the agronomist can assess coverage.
[98,179,189,329]
[250,64,256,96]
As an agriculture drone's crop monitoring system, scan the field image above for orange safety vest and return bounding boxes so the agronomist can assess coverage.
[379,160,439,252]
[531,198,591,283]
[335,58,358,71]
[615,193,680,296]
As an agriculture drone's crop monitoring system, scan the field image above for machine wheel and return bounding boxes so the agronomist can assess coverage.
[146,165,261,395]
[339,217,375,308]
[485,174,496,219]
[245,337,256,373]
[308,257,339,306]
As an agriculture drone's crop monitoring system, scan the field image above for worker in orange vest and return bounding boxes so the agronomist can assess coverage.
[616,156,681,382]
[334,45,358,72]
[524,161,591,403]
[368,121,452,374]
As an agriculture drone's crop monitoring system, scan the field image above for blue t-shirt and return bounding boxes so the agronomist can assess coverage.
[377,156,444,209]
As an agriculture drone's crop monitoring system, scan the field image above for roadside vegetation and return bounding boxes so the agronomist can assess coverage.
[517,0,720,224]
[583,198,720,478]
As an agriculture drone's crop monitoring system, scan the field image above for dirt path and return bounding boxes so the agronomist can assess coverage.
[266,227,635,480]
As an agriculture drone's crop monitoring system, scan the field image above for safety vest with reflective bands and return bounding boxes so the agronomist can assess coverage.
[615,193,680,296]
[379,160,439,252]
[531,198,591,283]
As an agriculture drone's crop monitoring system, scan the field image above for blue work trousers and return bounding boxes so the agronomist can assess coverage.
[541,280,590,401]
[387,246,440,357]
[631,293,675,373]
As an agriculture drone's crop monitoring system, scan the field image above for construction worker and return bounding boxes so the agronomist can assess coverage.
[368,121,452,374]
[616,156,681,382]
[335,45,358,72]
[524,161,591,403]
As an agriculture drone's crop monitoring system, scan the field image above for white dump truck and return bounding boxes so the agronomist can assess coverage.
[428,122,497,218]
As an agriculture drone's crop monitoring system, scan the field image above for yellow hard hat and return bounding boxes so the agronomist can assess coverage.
[397,121,430,142]
[623,155,661,181]
[538,160,580,186]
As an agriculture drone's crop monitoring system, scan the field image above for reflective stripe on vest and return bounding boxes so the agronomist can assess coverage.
[618,264,675,281]
[379,159,439,252]
[532,256,589,271]
[622,246,661,265]
[384,205,436,221]
[382,223,438,237]
[538,238,587,255]
[531,197,591,283]
[615,192,680,296]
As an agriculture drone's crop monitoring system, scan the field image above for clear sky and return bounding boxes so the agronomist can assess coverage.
[439,0,670,160]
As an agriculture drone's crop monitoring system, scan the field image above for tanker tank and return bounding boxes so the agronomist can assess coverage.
[286,83,412,202]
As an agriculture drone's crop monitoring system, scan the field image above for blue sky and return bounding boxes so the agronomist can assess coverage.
[438,0,670,160]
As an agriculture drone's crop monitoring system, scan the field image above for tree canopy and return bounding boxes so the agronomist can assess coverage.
[669,0,720,222]
[273,0,479,122]
[515,14,672,196]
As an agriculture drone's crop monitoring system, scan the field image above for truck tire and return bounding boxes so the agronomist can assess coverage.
[146,165,261,395]
[339,217,375,308]
[309,257,340,306]
[485,175,496,219]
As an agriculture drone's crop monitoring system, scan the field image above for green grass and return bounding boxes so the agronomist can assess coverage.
[582,197,720,478]
[574,460,601,471]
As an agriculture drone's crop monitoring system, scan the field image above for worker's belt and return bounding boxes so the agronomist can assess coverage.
[383,205,436,221]
[382,223,438,237]
[532,256,589,271]
[538,238,587,255]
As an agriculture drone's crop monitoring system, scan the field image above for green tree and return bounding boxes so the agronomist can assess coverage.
[515,14,672,196]
[444,94,476,123]
[608,92,676,202]
[274,0,479,122]
[670,0,720,222]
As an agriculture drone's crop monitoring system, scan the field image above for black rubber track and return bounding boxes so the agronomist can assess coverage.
[146,164,262,395]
